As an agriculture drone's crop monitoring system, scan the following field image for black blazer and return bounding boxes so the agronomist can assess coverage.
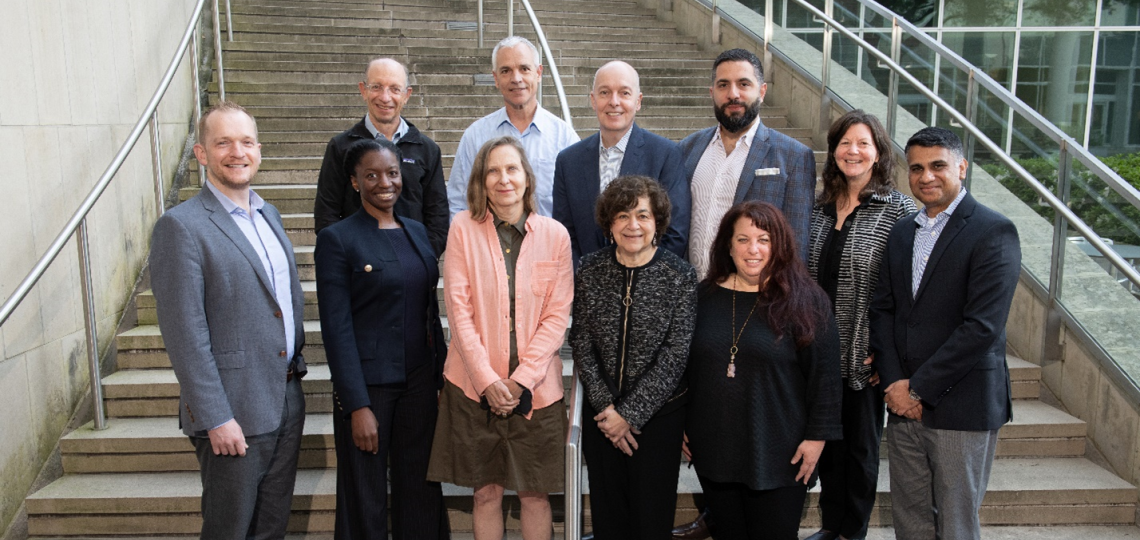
[552,123,691,264]
[869,192,1021,431]
[314,210,447,416]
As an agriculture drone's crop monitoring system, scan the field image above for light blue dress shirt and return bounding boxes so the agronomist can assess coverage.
[205,181,297,361]
[912,187,968,297]
[447,106,580,219]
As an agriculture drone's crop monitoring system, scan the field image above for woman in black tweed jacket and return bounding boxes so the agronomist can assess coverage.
[570,175,697,540]
[805,111,916,540]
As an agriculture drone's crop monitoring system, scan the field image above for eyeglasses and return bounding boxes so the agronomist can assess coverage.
[363,83,405,96]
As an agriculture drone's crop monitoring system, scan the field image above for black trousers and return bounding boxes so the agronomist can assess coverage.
[698,477,808,540]
[816,384,884,539]
[193,376,305,540]
[333,362,449,540]
[582,403,686,540]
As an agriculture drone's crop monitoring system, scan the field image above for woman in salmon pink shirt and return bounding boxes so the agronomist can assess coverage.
[427,136,573,540]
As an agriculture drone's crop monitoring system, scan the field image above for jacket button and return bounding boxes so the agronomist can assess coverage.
[279,351,287,357]
[364,264,373,272]
[274,311,282,318]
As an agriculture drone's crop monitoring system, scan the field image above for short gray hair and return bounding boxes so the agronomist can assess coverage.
[491,36,540,71]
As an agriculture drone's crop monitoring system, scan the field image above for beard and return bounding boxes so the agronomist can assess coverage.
[714,97,761,134]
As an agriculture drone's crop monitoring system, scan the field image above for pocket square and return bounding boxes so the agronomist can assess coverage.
[755,167,781,176]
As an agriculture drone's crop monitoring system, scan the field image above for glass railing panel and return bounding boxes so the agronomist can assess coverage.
[942,0,1017,27]
[1059,152,1140,379]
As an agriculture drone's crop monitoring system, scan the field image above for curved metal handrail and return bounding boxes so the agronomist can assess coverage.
[781,0,1140,290]
[0,0,219,429]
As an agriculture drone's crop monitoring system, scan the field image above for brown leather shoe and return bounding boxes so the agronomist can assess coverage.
[671,508,711,539]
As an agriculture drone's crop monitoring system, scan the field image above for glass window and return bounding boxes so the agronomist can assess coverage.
[877,0,939,27]
[1091,32,1140,153]
[941,31,1015,87]
[1022,0,1096,27]
[1101,0,1140,26]
[943,0,1017,27]
[1016,31,1094,140]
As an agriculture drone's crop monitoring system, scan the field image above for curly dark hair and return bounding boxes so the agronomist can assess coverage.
[703,201,829,348]
[818,109,897,206]
[344,138,402,179]
[594,175,672,244]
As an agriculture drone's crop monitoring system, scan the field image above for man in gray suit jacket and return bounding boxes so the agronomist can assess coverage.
[150,102,307,540]
[679,48,817,279]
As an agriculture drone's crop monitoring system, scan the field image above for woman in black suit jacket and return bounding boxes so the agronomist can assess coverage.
[315,138,449,540]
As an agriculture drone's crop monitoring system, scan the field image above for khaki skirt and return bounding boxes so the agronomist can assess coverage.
[427,381,566,493]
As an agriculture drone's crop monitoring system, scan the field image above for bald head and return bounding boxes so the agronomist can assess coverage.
[364,57,409,87]
[592,61,640,94]
[359,58,412,134]
[589,61,642,146]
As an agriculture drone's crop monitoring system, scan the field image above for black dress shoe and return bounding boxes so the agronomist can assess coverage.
[581,534,594,540]
[671,508,711,539]
[805,531,840,540]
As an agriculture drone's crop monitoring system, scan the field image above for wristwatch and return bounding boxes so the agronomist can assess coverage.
[909,388,922,402]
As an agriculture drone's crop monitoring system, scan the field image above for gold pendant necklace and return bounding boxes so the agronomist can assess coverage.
[728,274,761,378]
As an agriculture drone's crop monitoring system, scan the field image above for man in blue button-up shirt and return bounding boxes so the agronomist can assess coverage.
[150,102,307,540]
[447,36,579,219]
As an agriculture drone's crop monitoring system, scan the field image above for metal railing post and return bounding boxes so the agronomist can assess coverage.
[150,111,165,217]
[1043,141,1072,367]
[213,0,226,101]
[818,0,834,136]
[963,70,979,189]
[712,0,721,46]
[763,0,773,86]
[225,0,233,41]
[478,0,484,48]
[191,24,202,127]
[885,17,901,140]
[508,0,514,37]
[564,371,584,540]
[76,219,107,430]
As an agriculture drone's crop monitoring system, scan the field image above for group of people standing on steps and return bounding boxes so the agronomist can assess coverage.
[149,32,1022,540]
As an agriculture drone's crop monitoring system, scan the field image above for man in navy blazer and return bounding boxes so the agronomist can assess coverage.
[870,127,1021,540]
[679,48,816,278]
[151,102,306,540]
[553,61,690,264]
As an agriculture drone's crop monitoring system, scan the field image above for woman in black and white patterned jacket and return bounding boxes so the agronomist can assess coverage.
[805,110,917,540]
[570,175,697,540]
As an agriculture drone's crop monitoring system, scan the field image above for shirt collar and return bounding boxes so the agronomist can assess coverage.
[712,116,761,150]
[205,180,264,215]
[492,105,551,135]
[599,126,633,153]
[364,115,408,142]
[494,210,530,235]
[916,187,967,226]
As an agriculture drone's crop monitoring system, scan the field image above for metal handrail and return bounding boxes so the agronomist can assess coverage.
[0,0,222,429]
[475,1,582,535]
[774,0,1140,290]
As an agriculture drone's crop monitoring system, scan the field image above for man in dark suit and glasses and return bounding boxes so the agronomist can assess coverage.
[150,102,306,540]
[679,48,817,279]
[870,126,1021,540]
[553,60,690,265]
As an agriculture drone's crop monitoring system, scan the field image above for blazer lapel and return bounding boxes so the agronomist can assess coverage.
[898,214,918,307]
[619,123,645,176]
[734,122,773,204]
[683,127,715,186]
[199,188,276,297]
[914,195,975,302]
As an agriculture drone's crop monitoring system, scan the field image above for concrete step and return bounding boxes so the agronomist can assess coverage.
[24,457,1139,536]
[61,394,1085,475]
[1008,355,1042,399]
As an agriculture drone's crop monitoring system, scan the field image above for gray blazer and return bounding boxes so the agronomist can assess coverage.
[150,187,306,437]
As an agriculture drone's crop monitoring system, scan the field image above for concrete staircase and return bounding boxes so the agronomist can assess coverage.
[20,0,1139,537]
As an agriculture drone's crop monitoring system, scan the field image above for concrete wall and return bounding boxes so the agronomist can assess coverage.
[0,0,200,532]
